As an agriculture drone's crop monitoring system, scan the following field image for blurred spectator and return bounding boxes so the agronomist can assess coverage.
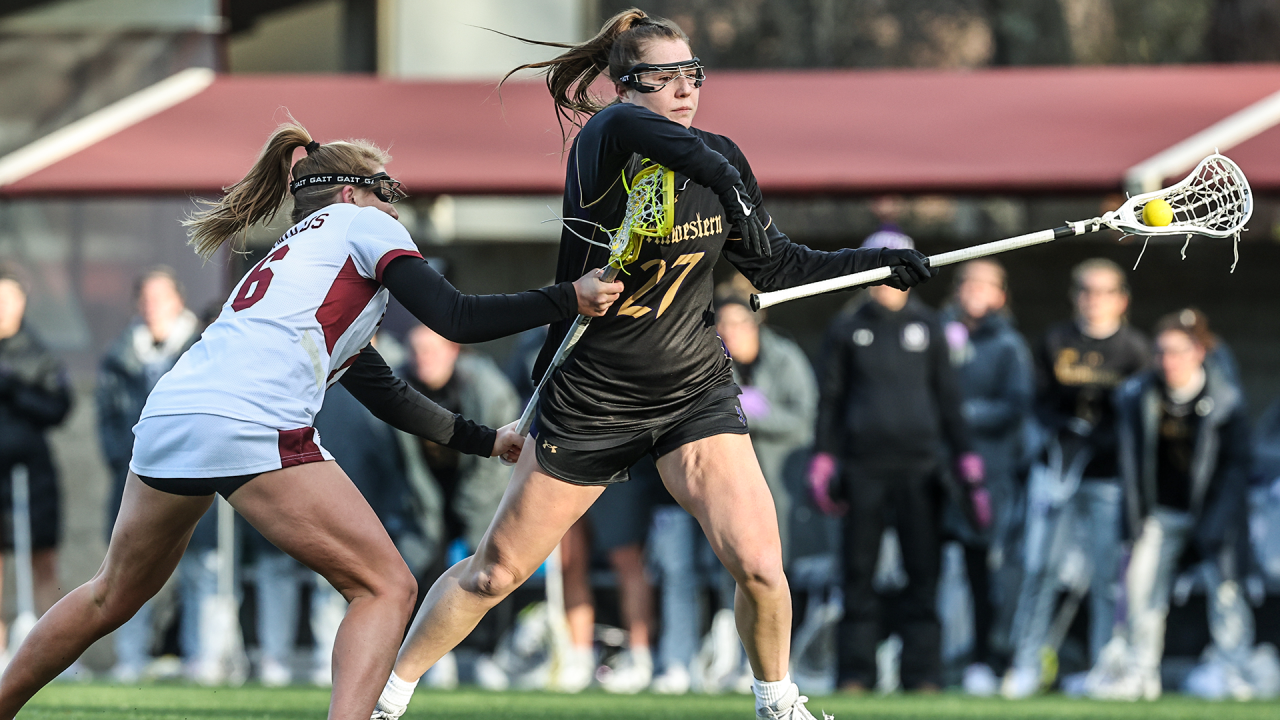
[0,265,72,657]
[1006,258,1150,698]
[561,468,659,695]
[96,267,217,682]
[714,288,818,563]
[1085,309,1254,700]
[810,230,984,692]
[398,324,519,688]
[940,259,1034,695]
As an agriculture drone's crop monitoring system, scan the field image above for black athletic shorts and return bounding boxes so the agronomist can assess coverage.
[137,473,259,499]
[532,383,750,486]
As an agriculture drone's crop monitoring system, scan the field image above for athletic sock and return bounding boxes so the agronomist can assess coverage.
[753,673,794,712]
[376,671,418,715]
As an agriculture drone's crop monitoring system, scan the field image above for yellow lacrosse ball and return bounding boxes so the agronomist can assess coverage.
[1142,198,1173,226]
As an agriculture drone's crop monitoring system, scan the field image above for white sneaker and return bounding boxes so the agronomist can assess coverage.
[371,707,405,720]
[1086,668,1157,701]
[475,653,511,691]
[599,647,653,694]
[555,646,595,693]
[423,651,459,690]
[1001,666,1039,699]
[109,663,144,684]
[756,682,832,720]
[260,657,292,687]
[962,663,998,697]
[651,664,692,695]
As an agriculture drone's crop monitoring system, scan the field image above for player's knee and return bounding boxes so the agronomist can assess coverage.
[88,575,144,631]
[734,548,785,596]
[466,559,522,602]
[389,565,419,618]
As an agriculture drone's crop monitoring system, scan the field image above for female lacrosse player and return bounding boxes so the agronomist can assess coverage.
[375,10,934,720]
[0,122,622,720]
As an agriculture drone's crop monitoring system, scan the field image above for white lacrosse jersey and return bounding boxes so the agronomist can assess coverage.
[140,204,421,430]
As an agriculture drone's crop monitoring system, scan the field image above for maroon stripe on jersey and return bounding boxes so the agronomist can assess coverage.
[317,256,380,353]
[375,248,422,284]
[278,427,325,468]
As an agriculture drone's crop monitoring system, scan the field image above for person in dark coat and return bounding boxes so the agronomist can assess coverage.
[810,230,989,691]
[1005,258,1150,698]
[95,268,213,682]
[940,259,1034,694]
[0,266,72,654]
[1084,309,1254,700]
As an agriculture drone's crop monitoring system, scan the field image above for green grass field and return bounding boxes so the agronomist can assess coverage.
[16,684,1280,720]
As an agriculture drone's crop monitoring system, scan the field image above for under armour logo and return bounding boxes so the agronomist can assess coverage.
[542,441,558,453]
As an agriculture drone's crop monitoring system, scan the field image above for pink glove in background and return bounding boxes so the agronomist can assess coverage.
[807,452,845,516]
[957,451,985,485]
[738,386,770,418]
[956,451,992,530]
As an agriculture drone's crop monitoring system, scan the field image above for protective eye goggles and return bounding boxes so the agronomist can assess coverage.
[617,57,705,93]
[289,172,407,204]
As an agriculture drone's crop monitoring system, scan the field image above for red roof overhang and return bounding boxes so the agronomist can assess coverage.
[4,64,1280,197]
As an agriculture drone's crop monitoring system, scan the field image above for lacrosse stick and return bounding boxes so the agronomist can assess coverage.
[751,153,1252,311]
[514,162,675,435]
[7,465,37,653]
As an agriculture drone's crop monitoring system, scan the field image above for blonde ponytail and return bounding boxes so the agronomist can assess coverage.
[184,121,391,258]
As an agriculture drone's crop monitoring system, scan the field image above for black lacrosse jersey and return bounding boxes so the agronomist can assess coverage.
[534,102,891,437]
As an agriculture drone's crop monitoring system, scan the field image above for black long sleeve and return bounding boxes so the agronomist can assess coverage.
[338,345,495,457]
[572,102,743,208]
[381,255,577,344]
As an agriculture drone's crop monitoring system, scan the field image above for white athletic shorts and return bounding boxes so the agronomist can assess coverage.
[130,413,333,479]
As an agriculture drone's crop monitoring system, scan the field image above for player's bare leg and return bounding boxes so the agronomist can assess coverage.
[230,461,416,720]
[391,448,603,683]
[0,474,211,719]
[656,433,790,680]
[658,433,821,718]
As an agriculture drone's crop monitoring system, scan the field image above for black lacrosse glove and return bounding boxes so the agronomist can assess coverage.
[879,248,935,290]
[718,182,770,259]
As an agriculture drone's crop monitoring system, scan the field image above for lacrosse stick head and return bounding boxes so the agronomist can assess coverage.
[1105,153,1252,239]
[611,163,675,270]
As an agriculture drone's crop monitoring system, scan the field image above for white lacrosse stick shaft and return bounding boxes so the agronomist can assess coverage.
[753,225,1073,310]
[515,264,622,436]
[753,153,1252,311]
[9,464,38,652]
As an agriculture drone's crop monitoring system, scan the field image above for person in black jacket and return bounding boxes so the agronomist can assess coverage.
[1005,258,1150,698]
[0,267,71,653]
[810,230,987,692]
[378,11,934,720]
[1084,310,1253,700]
[96,267,212,683]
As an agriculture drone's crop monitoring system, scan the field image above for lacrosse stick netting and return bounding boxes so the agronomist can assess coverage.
[515,163,674,435]
[752,153,1252,311]
[1114,153,1252,270]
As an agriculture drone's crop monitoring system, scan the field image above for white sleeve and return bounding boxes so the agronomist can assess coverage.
[346,207,423,283]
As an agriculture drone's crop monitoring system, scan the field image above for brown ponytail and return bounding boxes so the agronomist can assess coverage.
[499,8,691,140]
[184,120,391,259]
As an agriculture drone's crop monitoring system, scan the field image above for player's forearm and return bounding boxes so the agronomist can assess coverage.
[382,256,576,344]
[339,346,495,456]
[589,104,741,195]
